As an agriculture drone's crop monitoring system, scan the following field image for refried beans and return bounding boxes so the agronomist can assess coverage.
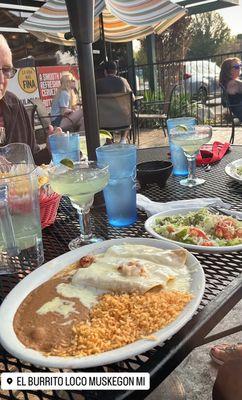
[13,275,89,354]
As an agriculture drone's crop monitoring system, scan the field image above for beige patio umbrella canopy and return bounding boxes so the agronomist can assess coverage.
[20,0,187,45]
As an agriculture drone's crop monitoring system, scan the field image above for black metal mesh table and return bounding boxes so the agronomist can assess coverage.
[1,146,242,400]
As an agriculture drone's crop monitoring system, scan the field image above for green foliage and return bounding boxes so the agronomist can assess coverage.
[134,41,147,65]
[169,93,197,118]
[188,12,233,58]
[142,90,164,102]
[156,16,192,62]
[138,92,196,129]
[217,36,238,54]
[113,12,235,68]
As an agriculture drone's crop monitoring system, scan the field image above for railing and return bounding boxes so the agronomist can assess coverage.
[121,51,242,127]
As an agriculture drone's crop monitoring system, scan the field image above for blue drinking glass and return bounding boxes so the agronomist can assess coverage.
[167,117,197,176]
[48,133,80,165]
[96,144,137,227]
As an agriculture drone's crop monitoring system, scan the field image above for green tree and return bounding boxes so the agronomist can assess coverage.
[134,40,147,65]
[188,12,232,57]
[155,16,192,101]
[155,16,192,62]
[134,15,192,65]
[133,17,192,101]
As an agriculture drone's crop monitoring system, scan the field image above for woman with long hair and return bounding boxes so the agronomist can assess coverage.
[70,76,82,110]
[50,73,85,132]
[219,57,242,121]
[220,57,242,90]
[51,73,73,127]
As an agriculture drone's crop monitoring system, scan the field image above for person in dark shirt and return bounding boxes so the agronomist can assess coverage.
[96,61,134,97]
[0,34,51,165]
[96,61,134,143]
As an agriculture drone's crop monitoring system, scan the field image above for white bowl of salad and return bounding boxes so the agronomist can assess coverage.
[225,158,242,183]
[145,207,242,253]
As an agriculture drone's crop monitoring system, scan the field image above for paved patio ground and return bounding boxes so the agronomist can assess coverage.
[147,300,242,400]
[137,126,242,149]
[39,126,242,150]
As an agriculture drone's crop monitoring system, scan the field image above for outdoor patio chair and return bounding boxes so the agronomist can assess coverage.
[30,98,51,130]
[134,84,178,144]
[135,100,168,139]
[97,92,137,143]
[24,103,37,130]
[220,84,241,144]
[29,98,74,143]
[29,98,52,144]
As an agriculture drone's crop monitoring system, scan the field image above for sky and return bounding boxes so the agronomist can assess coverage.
[218,4,242,35]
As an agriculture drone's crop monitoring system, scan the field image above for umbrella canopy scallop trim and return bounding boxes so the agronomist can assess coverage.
[20,0,186,44]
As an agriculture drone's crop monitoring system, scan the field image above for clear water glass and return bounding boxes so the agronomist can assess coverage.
[167,117,197,176]
[0,143,44,274]
[48,133,80,165]
[96,144,137,227]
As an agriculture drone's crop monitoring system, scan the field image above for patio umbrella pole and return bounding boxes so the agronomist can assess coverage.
[65,0,100,161]
[100,13,108,63]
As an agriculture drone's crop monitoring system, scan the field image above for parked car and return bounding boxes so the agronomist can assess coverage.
[183,60,221,103]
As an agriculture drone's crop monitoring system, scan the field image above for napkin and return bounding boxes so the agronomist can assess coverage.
[136,194,231,217]
[196,141,230,166]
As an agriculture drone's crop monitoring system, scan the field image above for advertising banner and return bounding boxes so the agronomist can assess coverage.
[8,67,40,105]
[36,66,79,111]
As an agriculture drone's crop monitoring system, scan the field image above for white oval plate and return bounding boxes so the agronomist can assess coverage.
[0,238,204,369]
[225,158,242,183]
[145,207,242,253]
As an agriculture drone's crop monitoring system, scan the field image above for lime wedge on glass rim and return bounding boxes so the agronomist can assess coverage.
[99,130,112,139]
[60,158,74,169]
[176,125,188,132]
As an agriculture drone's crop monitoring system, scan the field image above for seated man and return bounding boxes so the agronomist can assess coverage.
[96,61,134,99]
[96,61,134,143]
[0,34,51,165]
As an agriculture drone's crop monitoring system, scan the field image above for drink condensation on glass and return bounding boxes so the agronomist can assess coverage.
[167,117,197,176]
[48,133,80,165]
[0,143,44,274]
[96,144,137,227]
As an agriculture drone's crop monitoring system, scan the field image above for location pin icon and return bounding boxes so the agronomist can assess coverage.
[7,378,13,385]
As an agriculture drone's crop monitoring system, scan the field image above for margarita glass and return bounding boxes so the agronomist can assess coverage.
[50,161,109,249]
[170,125,212,187]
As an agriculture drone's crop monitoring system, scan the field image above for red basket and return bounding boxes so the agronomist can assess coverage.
[39,192,61,229]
